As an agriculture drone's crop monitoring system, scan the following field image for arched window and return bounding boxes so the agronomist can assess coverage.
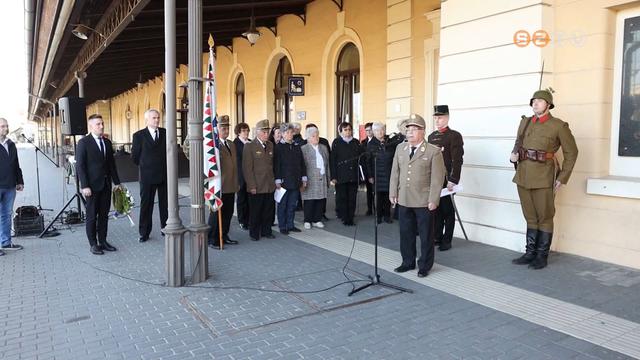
[274,57,293,124]
[336,43,360,133]
[235,74,245,125]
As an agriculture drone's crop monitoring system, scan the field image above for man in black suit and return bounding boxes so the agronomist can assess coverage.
[76,114,122,255]
[131,109,168,243]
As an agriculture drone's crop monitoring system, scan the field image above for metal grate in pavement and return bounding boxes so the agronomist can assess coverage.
[289,228,640,359]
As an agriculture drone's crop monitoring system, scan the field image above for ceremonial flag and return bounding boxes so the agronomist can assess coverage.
[203,35,222,211]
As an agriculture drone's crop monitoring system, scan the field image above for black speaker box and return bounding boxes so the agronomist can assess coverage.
[59,97,87,136]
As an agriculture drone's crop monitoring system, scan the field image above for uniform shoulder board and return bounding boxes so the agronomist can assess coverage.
[428,143,440,150]
[521,115,528,120]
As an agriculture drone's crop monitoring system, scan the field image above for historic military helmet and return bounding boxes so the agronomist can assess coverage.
[255,119,270,130]
[405,114,426,129]
[529,89,554,109]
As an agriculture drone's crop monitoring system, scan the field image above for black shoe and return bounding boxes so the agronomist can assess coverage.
[434,238,441,246]
[0,250,5,256]
[384,218,393,224]
[512,228,538,265]
[264,234,276,239]
[322,215,329,221]
[366,210,373,216]
[417,269,429,278]
[223,239,238,245]
[240,224,249,231]
[139,237,148,243]
[438,242,451,251]
[377,218,383,224]
[1,243,23,250]
[280,229,289,235]
[101,242,117,251]
[160,231,165,237]
[250,237,260,241]
[90,246,104,255]
[394,265,415,273]
[343,220,355,226]
[529,231,553,270]
[289,227,302,233]
[208,243,220,249]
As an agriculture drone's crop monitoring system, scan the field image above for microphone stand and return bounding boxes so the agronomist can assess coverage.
[21,134,58,211]
[349,141,413,296]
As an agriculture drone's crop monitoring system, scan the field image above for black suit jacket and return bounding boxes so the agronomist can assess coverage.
[131,127,167,184]
[76,134,121,192]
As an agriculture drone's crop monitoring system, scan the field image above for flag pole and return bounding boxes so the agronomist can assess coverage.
[208,33,224,251]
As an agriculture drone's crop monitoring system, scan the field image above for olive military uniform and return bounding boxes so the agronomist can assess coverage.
[389,114,446,276]
[511,90,578,269]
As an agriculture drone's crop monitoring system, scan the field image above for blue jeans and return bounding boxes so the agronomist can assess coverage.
[0,188,17,247]
[277,189,299,231]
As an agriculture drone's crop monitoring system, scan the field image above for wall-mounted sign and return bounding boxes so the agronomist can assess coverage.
[296,111,306,121]
[288,76,305,96]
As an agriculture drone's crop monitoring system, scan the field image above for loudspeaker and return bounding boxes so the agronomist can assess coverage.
[59,97,87,136]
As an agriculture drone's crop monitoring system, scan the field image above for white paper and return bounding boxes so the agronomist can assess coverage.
[441,184,463,197]
[274,187,287,203]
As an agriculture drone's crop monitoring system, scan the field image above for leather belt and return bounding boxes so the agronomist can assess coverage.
[518,148,554,162]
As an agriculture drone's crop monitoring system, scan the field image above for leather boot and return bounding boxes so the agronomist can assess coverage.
[512,228,538,265]
[529,231,552,270]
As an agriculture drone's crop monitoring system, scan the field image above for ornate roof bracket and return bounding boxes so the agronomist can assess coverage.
[54,0,152,100]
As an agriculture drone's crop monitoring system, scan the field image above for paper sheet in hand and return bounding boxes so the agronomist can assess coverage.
[441,184,463,197]
[274,187,287,203]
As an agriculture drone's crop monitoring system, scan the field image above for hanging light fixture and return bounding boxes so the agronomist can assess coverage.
[242,8,261,46]
[136,73,144,88]
[71,23,105,40]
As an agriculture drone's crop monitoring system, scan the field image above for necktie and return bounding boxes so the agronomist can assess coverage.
[262,142,266,150]
[409,146,416,160]
[154,130,158,142]
[224,140,231,153]
[99,137,105,158]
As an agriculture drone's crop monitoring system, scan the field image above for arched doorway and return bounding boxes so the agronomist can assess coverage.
[274,57,293,124]
[335,43,360,134]
[235,73,245,125]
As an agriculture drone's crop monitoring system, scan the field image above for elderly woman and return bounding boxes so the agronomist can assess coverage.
[367,122,395,224]
[330,122,363,226]
[234,122,251,230]
[274,123,307,234]
[301,126,330,229]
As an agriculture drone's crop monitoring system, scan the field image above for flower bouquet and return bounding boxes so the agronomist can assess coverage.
[111,185,135,226]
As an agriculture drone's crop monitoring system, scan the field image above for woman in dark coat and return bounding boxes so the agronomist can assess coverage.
[330,122,363,226]
[274,123,306,234]
[366,123,395,224]
[233,122,251,230]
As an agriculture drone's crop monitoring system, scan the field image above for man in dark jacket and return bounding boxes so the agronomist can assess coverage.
[367,123,395,224]
[330,122,363,226]
[233,122,251,230]
[0,118,24,255]
[274,123,307,234]
[131,109,167,243]
[76,114,122,255]
[427,105,464,251]
[361,122,374,215]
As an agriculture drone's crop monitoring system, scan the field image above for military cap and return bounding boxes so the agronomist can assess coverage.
[405,113,426,129]
[218,115,230,126]
[255,119,270,130]
[433,105,449,116]
[530,89,554,109]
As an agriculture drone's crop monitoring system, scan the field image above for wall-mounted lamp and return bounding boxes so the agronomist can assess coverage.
[242,8,261,46]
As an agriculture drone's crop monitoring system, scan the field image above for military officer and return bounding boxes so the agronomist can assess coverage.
[510,89,578,269]
[389,114,446,278]
[427,105,464,251]
[208,115,240,249]
[242,119,276,241]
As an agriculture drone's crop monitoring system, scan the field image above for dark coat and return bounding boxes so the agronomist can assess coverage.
[330,137,363,184]
[274,141,307,190]
[366,136,395,192]
[234,137,250,186]
[76,134,121,192]
[427,127,464,186]
[131,127,167,184]
[0,139,23,189]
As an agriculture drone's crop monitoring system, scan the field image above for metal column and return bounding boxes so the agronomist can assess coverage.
[187,0,208,284]
[164,0,186,287]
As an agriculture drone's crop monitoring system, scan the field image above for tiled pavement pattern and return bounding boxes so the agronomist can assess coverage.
[0,147,637,359]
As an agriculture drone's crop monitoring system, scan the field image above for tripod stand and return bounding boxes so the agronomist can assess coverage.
[39,136,85,238]
[21,135,57,212]
[349,143,412,296]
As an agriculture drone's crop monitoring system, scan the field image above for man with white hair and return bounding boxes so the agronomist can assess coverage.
[0,117,24,256]
[131,109,168,243]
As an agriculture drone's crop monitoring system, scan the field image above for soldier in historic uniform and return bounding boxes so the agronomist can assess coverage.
[208,115,239,248]
[389,114,446,278]
[510,89,578,269]
[242,119,276,241]
[427,105,464,251]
